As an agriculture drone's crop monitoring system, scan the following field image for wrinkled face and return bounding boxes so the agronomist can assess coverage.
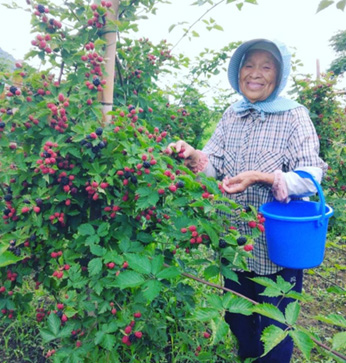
[239,50,278,103]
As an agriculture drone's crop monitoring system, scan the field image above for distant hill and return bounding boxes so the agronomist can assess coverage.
[0,48,16,71]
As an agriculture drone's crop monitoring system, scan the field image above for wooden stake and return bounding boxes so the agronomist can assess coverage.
[101,0,120,126]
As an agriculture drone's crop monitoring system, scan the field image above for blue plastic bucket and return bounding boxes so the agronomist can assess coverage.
[259,170,334,269]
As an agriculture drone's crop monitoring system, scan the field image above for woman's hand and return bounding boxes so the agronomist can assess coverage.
[165,140,199,170]
[222,171,275,194]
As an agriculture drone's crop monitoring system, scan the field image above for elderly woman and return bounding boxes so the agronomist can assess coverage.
[167,39,327,362]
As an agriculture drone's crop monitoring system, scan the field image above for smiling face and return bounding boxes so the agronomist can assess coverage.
[239,49,279,103]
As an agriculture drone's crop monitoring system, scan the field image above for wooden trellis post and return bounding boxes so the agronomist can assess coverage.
[101,0,120,126]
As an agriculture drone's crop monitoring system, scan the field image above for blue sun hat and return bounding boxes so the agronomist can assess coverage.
[228,38,302,116]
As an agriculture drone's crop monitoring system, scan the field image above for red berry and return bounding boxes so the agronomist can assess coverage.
[134,331,142,338]
[124,326,132,334]
[248,221,257,228]
[180,228,187,233]
[134,312,141,318]
[203,332,210,338]
[244,245,254,252]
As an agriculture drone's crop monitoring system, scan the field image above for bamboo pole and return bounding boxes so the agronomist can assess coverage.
[101,0,120,125]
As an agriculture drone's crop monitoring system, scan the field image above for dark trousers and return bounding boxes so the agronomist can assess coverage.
[224,269,303,363]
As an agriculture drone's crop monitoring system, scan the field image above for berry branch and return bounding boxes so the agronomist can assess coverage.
[163,261,346,361]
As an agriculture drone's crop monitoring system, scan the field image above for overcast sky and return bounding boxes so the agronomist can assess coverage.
[0,0,345,90]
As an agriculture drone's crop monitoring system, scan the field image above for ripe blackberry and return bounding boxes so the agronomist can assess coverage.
[60,177,69,185]
[130,176,138,184]
[176,181,184,188]
[218,239,227,248]
[237,236,247,246]
[95,127,103,136]
[98,141,106,149]
[37,4,45,13]
[92,78,101,87]
[4,194,12,202]
[142,161,151,169]
[0,122,5,128]
[129,334,136,343]
[124,171,132,179]
[10,86,17,94]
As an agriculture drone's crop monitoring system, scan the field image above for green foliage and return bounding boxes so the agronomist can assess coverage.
[0,1,346,362]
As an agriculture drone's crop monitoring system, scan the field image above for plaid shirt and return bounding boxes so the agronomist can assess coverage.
[203,105,327,275]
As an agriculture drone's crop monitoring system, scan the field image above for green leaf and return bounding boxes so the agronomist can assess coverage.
[203,265,220,279]
[142,280,162,302]
[261,325,288,356]
[47,313,60,336]
[207,294,223,310]
[285,301,300,325]
[332,331,346,350]
[193,308,219,322]
[90,244,106,257]
[211,317,229,344]
[214,203,234,214]
[213,24,223,31]
[0,251,24,267]
[100,333,116,350]
[156,266,181,280]
[316,0,334,12]
[221,265,239,282]
[315,313,346,328]
[85,234,100,246]
[115,271,145,289]
[94,330,105,345]
[124,253,151,274]
[289,330,313,360]
[78,223,95,236]
[200,221,219,247]
[151,255,164,275]
[97,223,109,237]
[252,303,286,324]
[192,30,200,37]
[336,0,346,10]
[223,296,253,316]
[40,328,57,343]
[88,258,103,276]
[58,325,74,339]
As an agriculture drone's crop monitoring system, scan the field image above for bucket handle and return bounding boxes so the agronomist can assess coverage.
[293,170,325,226]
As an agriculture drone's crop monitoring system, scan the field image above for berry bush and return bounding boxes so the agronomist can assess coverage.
[1,1,346,362]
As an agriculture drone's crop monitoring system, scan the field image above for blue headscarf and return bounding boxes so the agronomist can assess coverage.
[228,39,302,117]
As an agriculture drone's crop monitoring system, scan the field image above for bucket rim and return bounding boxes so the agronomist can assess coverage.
[259,203,334,222]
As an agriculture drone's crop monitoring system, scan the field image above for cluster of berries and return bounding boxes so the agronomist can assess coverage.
[35,141,59,175]
[247,212,266,233]
[103,204,121,219]
[80,127,107,156]
[0,308,15,319]
[135,206,157,222]
[57,171,76,194]
[8,239,21,256]
[180,225,209,245]
[87,2,113,28]
[85,180,109,201]
[34,4,62,32]
[48,212,65,227]
[6,85,21,97]
[121,312,143,346]
[36,307,46,322]
[172,226,210,254]
[31,33,53,54]
[22,114,40,129]
[2,188,18,223]
[47,93,70,132]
